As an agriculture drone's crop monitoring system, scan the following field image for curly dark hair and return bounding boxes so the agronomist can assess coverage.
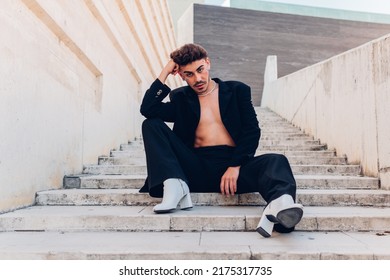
[170,43,208,66]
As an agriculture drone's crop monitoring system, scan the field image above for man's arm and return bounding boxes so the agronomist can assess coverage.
[140,60,179,121]
[220,82,261,196]
[158,59,179,84]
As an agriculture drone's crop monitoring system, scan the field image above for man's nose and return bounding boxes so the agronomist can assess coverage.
[194,72,202,81]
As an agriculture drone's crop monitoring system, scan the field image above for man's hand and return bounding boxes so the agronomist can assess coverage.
[158,59,179,84]
[220,166,240,196]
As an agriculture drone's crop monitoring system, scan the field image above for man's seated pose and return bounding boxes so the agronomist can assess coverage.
[139,43,303,237]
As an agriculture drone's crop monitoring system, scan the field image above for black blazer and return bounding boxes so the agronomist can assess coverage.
[140,78,261,167]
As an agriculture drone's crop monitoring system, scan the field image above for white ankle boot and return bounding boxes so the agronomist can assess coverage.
[153,178,193,213]
[256,194,303,238]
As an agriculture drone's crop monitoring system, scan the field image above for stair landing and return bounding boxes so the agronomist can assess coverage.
[1,231,389,260]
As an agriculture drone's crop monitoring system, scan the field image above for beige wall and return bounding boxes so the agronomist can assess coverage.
[262,33,390,189]
[0,0,181,213]
[168,0,204,33]
[177,3,195,46]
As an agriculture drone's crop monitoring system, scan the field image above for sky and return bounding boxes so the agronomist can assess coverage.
[222,0,390,15]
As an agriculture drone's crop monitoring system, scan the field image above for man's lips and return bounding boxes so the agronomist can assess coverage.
[195,83,205,90]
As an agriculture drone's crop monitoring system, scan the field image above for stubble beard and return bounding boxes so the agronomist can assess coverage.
[192,76,211,95]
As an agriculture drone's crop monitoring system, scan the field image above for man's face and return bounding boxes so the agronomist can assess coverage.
[179,58,211,95]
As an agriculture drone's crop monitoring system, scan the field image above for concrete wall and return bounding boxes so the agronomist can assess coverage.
[167,0,228,34]
[167,0,205,35]
[179,4,390,105]
[0,0,180,213]
[231,0,390,24]
[262,33,390,189]
[177,3,194,46]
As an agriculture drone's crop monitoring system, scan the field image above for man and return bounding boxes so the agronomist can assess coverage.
[139,43,303,237]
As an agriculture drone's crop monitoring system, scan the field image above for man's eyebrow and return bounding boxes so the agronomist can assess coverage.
[183,65,204,74]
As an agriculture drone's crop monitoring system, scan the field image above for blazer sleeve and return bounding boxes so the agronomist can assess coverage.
[140,79,176,122]
[228,83,261,167]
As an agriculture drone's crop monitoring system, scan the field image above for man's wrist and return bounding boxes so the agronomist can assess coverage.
[228,166,240,170]
[158,71,169,84]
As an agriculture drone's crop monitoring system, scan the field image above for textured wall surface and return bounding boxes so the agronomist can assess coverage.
[191,4,390,105]
[262,33,390,189]
[0,0,180,212]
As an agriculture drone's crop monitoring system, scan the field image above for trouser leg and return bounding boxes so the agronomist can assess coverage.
[238,153,297,202]
[142,118,187,187]
[141,118,213,197]
[238,153,300,234]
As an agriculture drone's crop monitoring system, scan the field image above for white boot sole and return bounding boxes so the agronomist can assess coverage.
[154,193,193,214]
[267,206,303,228]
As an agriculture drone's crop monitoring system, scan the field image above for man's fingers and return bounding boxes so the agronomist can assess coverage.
[171,64,179,75]
[220,177,237,196]
[220,178,229,195]
[230,178,236,195]
[220,179,225,195]
[220,166,240,196]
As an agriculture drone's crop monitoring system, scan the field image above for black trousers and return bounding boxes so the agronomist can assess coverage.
[140,118,297,203]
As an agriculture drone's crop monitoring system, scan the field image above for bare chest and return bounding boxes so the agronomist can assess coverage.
[198,91,222,124]
[194,90,235,147]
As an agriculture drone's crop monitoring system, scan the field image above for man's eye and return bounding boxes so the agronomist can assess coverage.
[197,68,203,73]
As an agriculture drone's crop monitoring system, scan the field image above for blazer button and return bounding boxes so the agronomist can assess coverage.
[157,89,162,96]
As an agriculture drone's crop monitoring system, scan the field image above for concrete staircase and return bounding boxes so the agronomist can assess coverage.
[1,107,389,259]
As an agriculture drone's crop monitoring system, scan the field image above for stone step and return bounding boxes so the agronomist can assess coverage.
[115,139,142,145]
[259,119,301,128]
[257,117,292,121]
[1,231,389,260]
[119,140,323,151]
[260,135,313,140]
[257,115,284,119]
[63,174,145,189]
[83,165,147,175]
[260,127,302,133]
[110,149,337,158]
[287,156,346,165]
[292,164,360,175]
[260,126,301,130]
[63,174,379,189]
[35,188,390,207]
[263,121,301,126]
[256,112,284,119]
[296,174,379,189]
[261,149,335,156]
[1,205,389,232]
[261,139,321,146]
[99,155,347,166]
[120,143,327,152]
[82,164,361,176]
[119,139,326,151]
[262,133,313,139]
[259,144,327,151]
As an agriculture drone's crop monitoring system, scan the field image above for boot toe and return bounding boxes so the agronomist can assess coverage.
[153,205,177,214]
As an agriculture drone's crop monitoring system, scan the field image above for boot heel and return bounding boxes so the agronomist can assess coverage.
[179,194,193,210]
[256,213,274,238]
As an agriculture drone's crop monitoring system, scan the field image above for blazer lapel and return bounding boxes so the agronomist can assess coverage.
[216,78,233,118]
[184,87,201,120]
